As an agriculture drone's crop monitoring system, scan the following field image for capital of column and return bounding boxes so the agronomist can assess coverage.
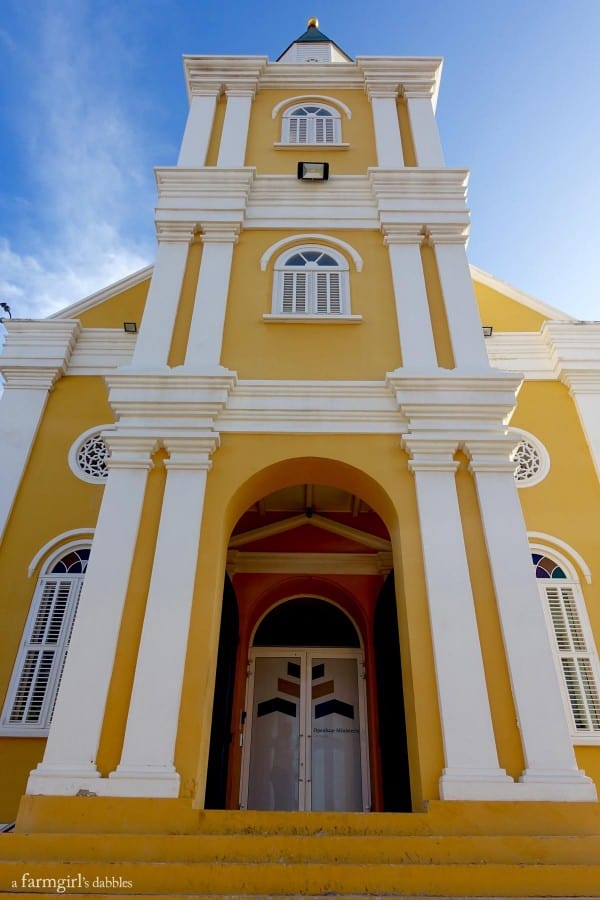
[199,222,241,244]
[224,84,258,99]
[465,437,520,476]
[189,82,222,99]
[365,85,400,101]
[402,436,459,473]
[402,83,437,101]
[424,224,470,246]
[0,319,81,386]
[103,434,158,471]
[155,221,196,244]
[382,224,425,246]
[163,433,220,470]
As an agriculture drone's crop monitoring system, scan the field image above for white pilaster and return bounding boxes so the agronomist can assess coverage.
[0,320,80,543]
[543,322,600,482]
[383,226,438,370]
[368,91,404,168]
[110,435,218,797]
[428,228,490,370]
[217,88,255,168]
[178,87,221,167]
[184,223,239,370]
[27,436,156,796]
[405,92,444,168]
[403,437,513,800]
[467,439,596,801]
[132,222,195,369]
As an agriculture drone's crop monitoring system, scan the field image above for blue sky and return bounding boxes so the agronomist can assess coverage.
[1,0,599,320]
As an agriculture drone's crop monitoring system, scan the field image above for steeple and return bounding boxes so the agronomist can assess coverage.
[277,17,352,63]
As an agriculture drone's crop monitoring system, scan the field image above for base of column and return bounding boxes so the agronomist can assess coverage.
[518,768,598,801]
[107,765,180,798]
[439,767,515,800]
[26,763,102,796]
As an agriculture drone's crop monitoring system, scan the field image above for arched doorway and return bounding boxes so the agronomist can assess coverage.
[240,598,370,812]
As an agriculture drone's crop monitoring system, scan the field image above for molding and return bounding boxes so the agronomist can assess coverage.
[226,550,392,576]
[0,320,81,388]
[154,167,255,219]
[260,234,363,272]
[356,57,443,109]
[67,329,137,374]
[182,56,268,103]
[68,424,116,485]
[271,94,352,119]
[229,512,392,551]
[28,529,96,578]
[263,314,362,324]
[470,265,573,323]
[48,267,152,321]
[528,533,592,585]
[485,331,554,379]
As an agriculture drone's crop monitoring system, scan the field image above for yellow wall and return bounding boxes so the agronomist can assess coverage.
[245,90,377,174]
[221,229,402,379]
[78,279,150,329]
[474,279,547,333]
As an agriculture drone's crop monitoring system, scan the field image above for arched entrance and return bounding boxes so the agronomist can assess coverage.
[240,598,369,812]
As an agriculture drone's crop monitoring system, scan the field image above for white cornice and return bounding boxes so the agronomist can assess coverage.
[68,329,137,374]
[485,332,554,379]
[226,550,392,576]
[470,266,573,323]
[47,267,152,321]
[182,56,268,102]
[0,320,81,388]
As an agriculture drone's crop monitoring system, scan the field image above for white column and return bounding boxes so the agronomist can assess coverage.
[27,436,156,796]
[429,229,490,370]
[405,93,444,167]
[0,320,80,543]
[184,224,239,370]
[178,87,221,168]
[132,223,195,369]
[368,91,404,168]
[383,226,438,370]
[110,436,217,797]
[467,440,596,801]
[403,437,513,800]
[217,88,255,168]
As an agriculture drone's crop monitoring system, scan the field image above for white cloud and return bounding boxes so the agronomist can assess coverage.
[1,0,156,318]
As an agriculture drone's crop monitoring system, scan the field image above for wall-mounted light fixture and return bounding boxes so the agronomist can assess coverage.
[482,325,493,337]
[123,322,138,333]
[297,161,329,181]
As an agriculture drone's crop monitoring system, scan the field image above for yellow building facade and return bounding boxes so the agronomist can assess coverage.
[1,19,600,896]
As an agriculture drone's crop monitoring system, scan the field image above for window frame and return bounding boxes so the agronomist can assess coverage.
[533,549,600,743]
[270,245,352,319]
[0,545,89,737]
[281,103,342,145]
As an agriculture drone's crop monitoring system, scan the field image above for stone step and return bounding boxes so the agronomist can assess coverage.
[2,860,600,897]
[2,832,600,865]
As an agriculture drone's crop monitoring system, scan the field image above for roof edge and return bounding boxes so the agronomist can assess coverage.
[47,265,153,321]
[470,264,574,323]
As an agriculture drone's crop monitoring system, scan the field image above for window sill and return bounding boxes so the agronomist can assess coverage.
[572,733,600,745]
[263,314,362,324]
[273,142,350,150]
[0,725,49,738]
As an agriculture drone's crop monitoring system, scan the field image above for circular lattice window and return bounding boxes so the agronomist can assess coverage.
[509,430,550,488]
[69,426,114,484]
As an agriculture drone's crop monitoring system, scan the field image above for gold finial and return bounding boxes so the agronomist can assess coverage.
[307,17,319,28]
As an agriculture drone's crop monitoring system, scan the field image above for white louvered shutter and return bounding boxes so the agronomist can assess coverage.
[544,584,600,732]
[315,116,336,144]
[316,272,342,314]
[281,272,307,314]
[288,116,308,144]
[7,576,82,727]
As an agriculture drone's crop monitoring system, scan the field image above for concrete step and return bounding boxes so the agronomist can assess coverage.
[2,859,600,897]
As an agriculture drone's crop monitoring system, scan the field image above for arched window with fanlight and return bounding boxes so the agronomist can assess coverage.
[282,103,341,144]
[273,245,350,316]
[533,551,600,738]
[1,546,90,735]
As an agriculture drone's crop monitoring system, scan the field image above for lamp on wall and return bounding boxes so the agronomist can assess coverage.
[297,162,329,181]
[482,325,493,337]
[123,322,138,333]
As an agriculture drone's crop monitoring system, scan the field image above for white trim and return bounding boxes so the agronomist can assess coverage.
[528,537,592,585]
[263,314,362,324]
[227,550,392,576]
[260,235,363,273]
[470,265,574,323]
[28,531,96,578]
[271,95,352,119]
[47,267,152,321]
[273,142,350,151]
[68,424,116,485]
[508,427,550,489]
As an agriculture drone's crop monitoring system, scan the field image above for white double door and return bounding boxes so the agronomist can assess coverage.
[240,648,370,811]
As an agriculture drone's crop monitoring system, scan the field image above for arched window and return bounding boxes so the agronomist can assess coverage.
[533,552,600,738]
[282,104,341,144]
[1,546,89,735]
[273,246,350,316]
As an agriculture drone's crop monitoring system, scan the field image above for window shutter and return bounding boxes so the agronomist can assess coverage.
[281,272,307,314]
[315,272,342,314]
[288,116,308,143]
[294,272,307,313]
[544,584,600,732]
[7,577,82,727]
